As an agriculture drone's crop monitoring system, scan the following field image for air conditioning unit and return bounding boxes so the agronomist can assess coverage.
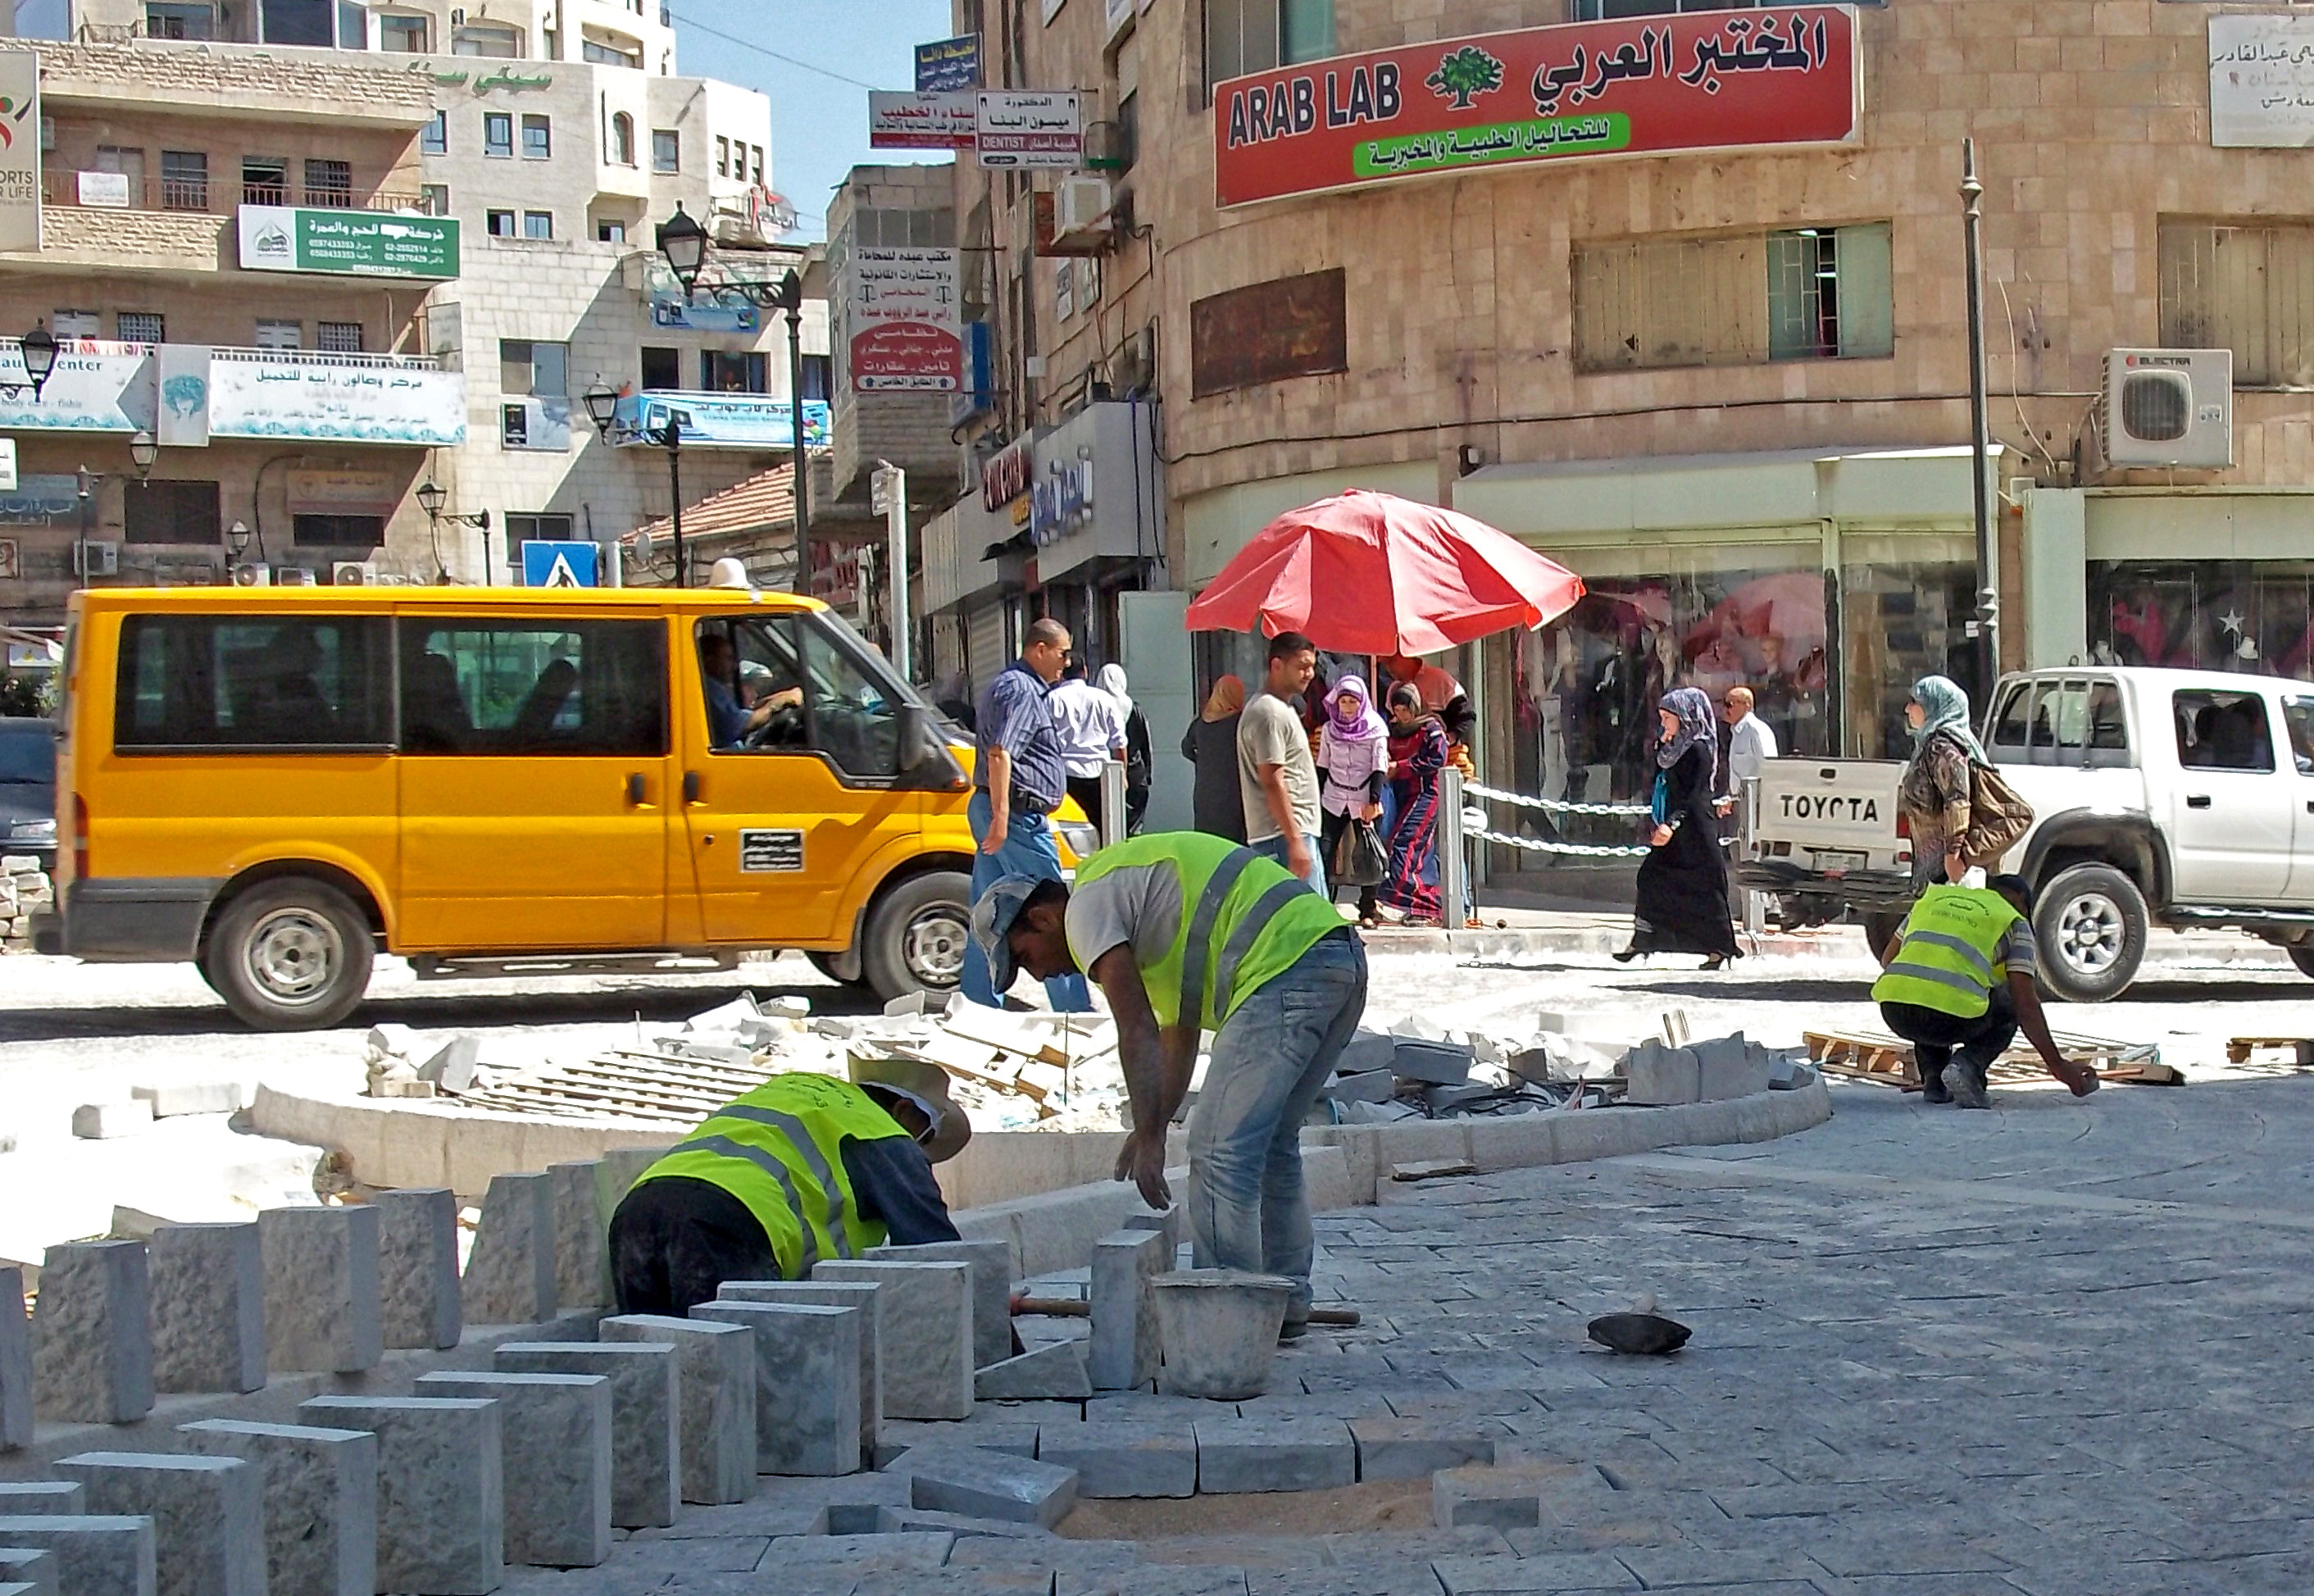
[331,561,379,586]
[229,563,271,588]
[72,540,118,577]
[275,566,316,587]
[1052,176,1113,248]
[2102,348,2233,469]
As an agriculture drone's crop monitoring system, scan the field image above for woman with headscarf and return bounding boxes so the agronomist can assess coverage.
[1316,671,1389,927]
[1898,674,1986,890]
[1098,663,1153,835]
[1380,681,1450,925]
[1615,685,1741,969]
[1181,675,1248,843]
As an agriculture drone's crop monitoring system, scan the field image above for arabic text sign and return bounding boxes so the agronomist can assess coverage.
[0,50,38,252]
[207,353,466,446]
[915,34,980,93]
[976,91,1084,169]
[2211,16,2314,148]
[848,247,963,392]
[237,205,461,280]
[1212,7,1859,207]
[0,339,153,434]
[613,393,832,450]
[869,90,980,152]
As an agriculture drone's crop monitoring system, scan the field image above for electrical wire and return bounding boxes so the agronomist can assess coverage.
[661,10,885,91]
[1994,275,2066,477]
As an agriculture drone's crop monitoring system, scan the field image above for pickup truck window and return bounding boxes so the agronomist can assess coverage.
[2174,689,2275,774]
[2089,684,2129,753]
[2284,698,2314,776]
[1991,678,2130,767]
[1990,684,2030,752]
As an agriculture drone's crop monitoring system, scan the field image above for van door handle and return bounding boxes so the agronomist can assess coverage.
[625,773,648,807]
[2187,794,2212,809]
[684,771,702,803]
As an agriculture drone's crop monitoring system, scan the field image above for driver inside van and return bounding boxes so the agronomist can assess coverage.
[699,632,799,749]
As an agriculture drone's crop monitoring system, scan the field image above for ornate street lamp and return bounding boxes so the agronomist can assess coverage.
[4,323,57,402]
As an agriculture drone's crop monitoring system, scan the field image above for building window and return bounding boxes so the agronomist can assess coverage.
[303,158,352,207]
[523,210,554,239]
[293,513,388,546]
[1572,221,1894,373]
[640,345,680,389]
[253,320,302,349]
[122,480,220,546]
[51,310,98,338]
[145,2,215,39]
[421,111,448,155]
[484,113,514,159]
[258,0,333,46]
[596,217,627,243]
[317,321,364,353]
[651,128,680,172]
[1203,0,1333,93]
[421,184,450,215]
[159,150,207,211]
[487,208,516,236]
[699,351,766,393]
[751,145,765,185]
[502,339,570,399]
[452,21,521,55]
[521,115,552,160]
[242,157,288,206]
[2161,221,2314,389]
[117,311,164,345]
[608,111,636,166]
[800,353,831,401]
[505,512,577,543]
[379,11,428,50]
[583,37,639,67]
[716,136,730,176]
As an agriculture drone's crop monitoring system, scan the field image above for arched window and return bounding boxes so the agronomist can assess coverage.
[610,111,636,166]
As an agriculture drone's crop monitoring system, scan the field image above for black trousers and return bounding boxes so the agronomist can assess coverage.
[1320,807,1380,919]
[608,1175,780,1317]
[1066,775,1107,835]
[1880,990,2017,1085]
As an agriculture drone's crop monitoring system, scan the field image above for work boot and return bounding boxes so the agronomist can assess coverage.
[1916,1059,1953,1104]
[1949,1059,1991,1110]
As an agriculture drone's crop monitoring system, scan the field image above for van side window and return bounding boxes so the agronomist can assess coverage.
[398,620,665,757]
[2174,689,2275,775]
[115,615,390,750]
[698,616,900,780]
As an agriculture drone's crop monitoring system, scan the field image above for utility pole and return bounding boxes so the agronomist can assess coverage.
[1961,138,1999,694]
[874,460,910,680]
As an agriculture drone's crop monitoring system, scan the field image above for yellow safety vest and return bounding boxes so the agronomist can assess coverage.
[630,1073,914,1279]
[1871,884,2021,1021]
[1071,832,1345,1031]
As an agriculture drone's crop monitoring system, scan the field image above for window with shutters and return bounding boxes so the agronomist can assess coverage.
[317,321,364,353]
[2160,221,2314,389]
[1574,222,1893,373]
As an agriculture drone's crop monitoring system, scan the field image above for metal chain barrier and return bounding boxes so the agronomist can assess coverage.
[1464,780,1653,819]
[1469,823,1653,859]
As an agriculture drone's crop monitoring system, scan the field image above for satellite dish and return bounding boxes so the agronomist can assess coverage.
[634,529,657,564]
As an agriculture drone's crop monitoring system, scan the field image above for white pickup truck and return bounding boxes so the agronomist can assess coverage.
[1738,666,2314,1001]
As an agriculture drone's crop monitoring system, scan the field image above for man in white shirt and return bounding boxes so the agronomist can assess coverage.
[1048,651,1129,834]
[1716,686,1779,808]
[1237,631,1326,896]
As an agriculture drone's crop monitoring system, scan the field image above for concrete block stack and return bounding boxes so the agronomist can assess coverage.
[0,858,49,953]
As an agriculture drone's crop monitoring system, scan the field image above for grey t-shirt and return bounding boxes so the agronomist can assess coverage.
[1237,692,1321,843]
[1065,864,1183,976]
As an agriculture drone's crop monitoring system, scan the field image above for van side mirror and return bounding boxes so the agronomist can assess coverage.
[893,702,966,790]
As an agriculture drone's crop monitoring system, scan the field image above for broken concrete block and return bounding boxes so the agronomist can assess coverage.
[1624,1040,1702,1107]
[1389,1039,1475,1086]
[301,1394,502,1594]
[1432,1464,1548,1530]
[975,1340,1091,1402]
[1334,1030,1396,1077]
[461,1170,557,1325]
[1193,1417,1355,1494]
[1036,1420,1197,1498]
[416,1371,613,1570]
[0,1266,29,1452]
[363,1022,418,1060]
[1693,1034,1772,1101]
[147,1223,266,1394]
[689,1299,864,1476]
[55,1452,263,1596]
[180,1418,376,1596]
[717,1280,882,1453]
[1389,1157,1477,1183]
[907,1446,1079,1529]
[30,1241,152,1425]
[373,1187,461,1351]
[415,1034,480,1090]
[814,1259,973,1421]
[69,1102,149,1140]
[546,1162,611,1309]
[600,1313,755,1505]
[0,1518,153,1596]
[1325,1068,1397,1105]
[127,1080,248,1119]
[1089,1229,1167,1392]
[259,1203,381,1375]
[866,1238,1015,1371]
[1348,1416,1499,1481]
[495,1341,679,1530]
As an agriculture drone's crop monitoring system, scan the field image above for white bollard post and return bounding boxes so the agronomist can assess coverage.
[1439,766,1466,931]
[1740,774,1767,937]
[1098,757,1128,849]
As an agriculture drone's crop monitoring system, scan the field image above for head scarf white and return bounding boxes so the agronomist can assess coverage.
[1097,663,1134,719]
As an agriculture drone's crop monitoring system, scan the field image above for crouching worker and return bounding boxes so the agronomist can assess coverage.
[609,1058,971,1316]
[974,832,1367,1339]
[1873,875,2101,1109]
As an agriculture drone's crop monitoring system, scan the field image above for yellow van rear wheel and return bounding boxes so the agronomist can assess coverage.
[861,870,972,1003]
[202,878,375,1031]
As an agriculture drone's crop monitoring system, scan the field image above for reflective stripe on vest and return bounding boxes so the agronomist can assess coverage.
[1871,885,2021,1021]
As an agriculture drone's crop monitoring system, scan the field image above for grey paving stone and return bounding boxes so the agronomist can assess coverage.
[179,1419,376,1596]
[1430,1552,1639,1593]
[374,1186,462,1350]
[1037,1420,1198,1498]
[692,1299,866,1476]
[1348,1415,1500,1480]
[258,1205,381,1375]
[496,1340,680,1530]
[0,1267,27,1453]
[883,1418,1041,1465]
[601,1312,756,1506]
[30,1241,152,1425]
[849,1572,1054,1596]
[415,1371,613,1569]
[868,1239,1016,1372]
[301,1394,502,1594]
[977,1340,1093,1401]
[816,1260,975,1421]
[1062,1569,1245,1596]
[720,1280,885,1454]
[760,1530,956,1570]
[1244,1565,1453,1596]
[52,1453,261,1596]
[0,1518,152,1596]
[0,1549,51,1596]
[907,1446,1079,1528]
[1089,1229,1168,1392]
[1192,1417,1356,1494]
[145,1224,265,1394]
[463,1171,558,1325]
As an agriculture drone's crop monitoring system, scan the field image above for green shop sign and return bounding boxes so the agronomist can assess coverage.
[236,205,461,280]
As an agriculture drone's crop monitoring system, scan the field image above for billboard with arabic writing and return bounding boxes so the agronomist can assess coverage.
[848,246,963,393]
[2210,16,2314,148]
[1212,7,1859,208]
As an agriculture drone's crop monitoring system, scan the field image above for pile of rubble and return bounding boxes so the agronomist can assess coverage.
[0,853,49,952]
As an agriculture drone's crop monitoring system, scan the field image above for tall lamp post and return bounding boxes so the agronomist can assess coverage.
[583,384,688,586]
[1961,139,1998,694]
[652,205,811,582]
[0,323,57,402]
[415,479,492,584]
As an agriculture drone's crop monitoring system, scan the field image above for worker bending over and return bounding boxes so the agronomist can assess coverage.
[609,1058,969,1316]
[1873,875,2100,1108]
[975,831,1366,1339]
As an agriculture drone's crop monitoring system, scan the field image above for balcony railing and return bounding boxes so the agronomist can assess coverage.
[42,171,428,218]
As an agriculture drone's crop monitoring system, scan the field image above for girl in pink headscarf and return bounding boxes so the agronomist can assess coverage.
[1317,671,1389,927]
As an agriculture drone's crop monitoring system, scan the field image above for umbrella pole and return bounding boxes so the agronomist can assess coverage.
[1441,766,1468,932]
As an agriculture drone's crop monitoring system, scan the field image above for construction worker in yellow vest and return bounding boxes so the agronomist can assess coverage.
[1872,875,2101,1108]
[608,1058,971,1316]
[973,831,1366,1339]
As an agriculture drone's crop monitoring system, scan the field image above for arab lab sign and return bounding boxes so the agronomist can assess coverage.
[0,50,38,252]
[1211,7,1860,207]
[2210,16,2314,148]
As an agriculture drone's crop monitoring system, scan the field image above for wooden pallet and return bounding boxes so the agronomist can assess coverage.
[1804,1026,2180,1089]
[2225,1037,2314,1066]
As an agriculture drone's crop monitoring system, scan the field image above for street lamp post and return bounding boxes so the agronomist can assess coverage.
[415,479,492,583]
[582,384,688,587]
[1961,139,1998,695]
[74,466,94,589]
[129,430,157,480]
[2,324,57,402]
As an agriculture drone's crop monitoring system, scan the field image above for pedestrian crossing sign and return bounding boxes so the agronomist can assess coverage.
[521,539,600,589]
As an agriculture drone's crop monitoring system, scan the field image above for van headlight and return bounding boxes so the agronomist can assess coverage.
[1055,820,1099,861]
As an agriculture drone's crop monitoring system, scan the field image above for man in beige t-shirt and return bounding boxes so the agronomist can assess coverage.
[1237,631,1326,897]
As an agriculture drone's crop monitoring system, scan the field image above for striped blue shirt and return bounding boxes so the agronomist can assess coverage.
[975,661,1068,812]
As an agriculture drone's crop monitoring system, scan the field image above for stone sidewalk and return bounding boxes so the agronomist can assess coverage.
[498,1071,2314,1594]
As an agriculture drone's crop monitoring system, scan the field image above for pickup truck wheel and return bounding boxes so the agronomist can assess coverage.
[861,870,972,1003]
[201,878,374,1031]
[2032,863,2148,1003]
[2288,946,2314,981]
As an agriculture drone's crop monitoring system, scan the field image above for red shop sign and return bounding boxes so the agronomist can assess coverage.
[1212,6,1860,208]
[981,435,1034,513]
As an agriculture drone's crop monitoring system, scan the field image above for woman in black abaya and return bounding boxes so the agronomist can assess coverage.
[1614,684,1741,971]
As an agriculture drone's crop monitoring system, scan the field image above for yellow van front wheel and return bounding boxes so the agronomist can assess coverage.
[202,878,375,1032]
[861,870,973,1003]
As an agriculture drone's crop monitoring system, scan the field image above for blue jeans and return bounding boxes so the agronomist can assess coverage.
[962,788,1093,1012]
[1186,930,1367,1317]
[1251,831,1329,901]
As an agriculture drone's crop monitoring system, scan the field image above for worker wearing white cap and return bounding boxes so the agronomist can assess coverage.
[608,1058,971,1316]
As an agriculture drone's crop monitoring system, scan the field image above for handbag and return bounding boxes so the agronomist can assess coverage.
[1333,816,1388,887]
[1963,760,2034,866]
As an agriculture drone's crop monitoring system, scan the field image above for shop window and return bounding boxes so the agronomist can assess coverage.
[253,319,302,349]
[242,157,288,206]
[380,11,429,51]
[1575,222,1894,373]
[521,116,552,160]
[303,159,352,207]
[422,111,448,155]
[158,150,207,211]
[397,619,666,757]
[640,345,681,389]
[116,615,392,751]
[484,113,513,159]
[486,208,516,237]
[2175,688,2275,773]
[652,128,680,173]
[317,321,364,353]
[1203,0,1332,94]
[2089,560,2314,678]
[122,480,220,546]
[2161,221,2314,388]
[1837,536,1979,761]
[293,513,387,546]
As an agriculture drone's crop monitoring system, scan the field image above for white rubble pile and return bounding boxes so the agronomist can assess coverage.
[811,992,1128,1133]
[0,854,51,953]
[361,1025,514,1100]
